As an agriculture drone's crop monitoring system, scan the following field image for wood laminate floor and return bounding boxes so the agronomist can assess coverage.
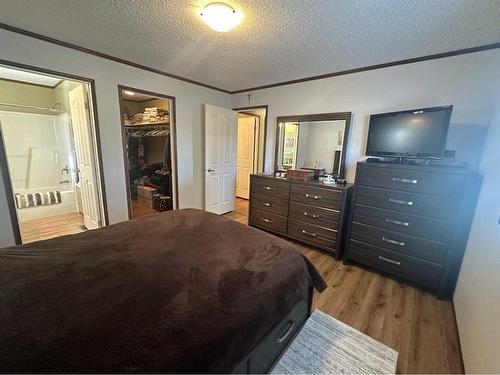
[20,212,85,244]
[131,199,159,219]
[224,198,464,374]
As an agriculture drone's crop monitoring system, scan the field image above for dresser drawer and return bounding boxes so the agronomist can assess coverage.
[356,185,459,220]
[289,201,339,229]
[290,184,341,210]
[357,165,464,197]
[250,193,289,216]
[249,208,287,234]
[351,222,448,264]
[250,176,290,199]
[287,219,337,249]
[347,240,443,291]
[353,204,453,243]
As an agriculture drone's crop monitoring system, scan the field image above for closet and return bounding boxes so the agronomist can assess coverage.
[119,87,175,219]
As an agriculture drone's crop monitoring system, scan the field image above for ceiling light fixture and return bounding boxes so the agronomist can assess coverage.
[123,90,135,96]
[199,2,243,32]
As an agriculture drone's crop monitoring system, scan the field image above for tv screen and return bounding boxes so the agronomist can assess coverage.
[366,106,452,159]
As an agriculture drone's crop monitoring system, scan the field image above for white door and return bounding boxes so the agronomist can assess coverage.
[68,85,101,229]
[204,104,237,215]
[236,117,256,199]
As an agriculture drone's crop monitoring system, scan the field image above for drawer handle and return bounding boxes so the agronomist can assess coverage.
[262,218,273,223]
[276,321,295,343]
[305,193,321,200]
[382,236,405,246]
[263,186,276,191]
[378,255,401,266]
[304,212,320,219]
[392,177,418,184]
[263,202,273,207]
[385,218,410,227]
[302,229,317,237]
[388,197,413,206]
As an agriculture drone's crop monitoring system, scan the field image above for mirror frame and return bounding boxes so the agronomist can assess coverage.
[274,112,352,178]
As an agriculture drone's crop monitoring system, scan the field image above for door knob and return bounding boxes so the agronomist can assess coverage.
[206,168,215,172]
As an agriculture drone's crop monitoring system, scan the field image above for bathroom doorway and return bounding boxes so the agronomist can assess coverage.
[0,63,107,244]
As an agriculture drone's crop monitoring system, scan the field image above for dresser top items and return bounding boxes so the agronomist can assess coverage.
[252,173,353,191]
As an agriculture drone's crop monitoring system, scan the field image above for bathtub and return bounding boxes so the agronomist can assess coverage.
[15,186,79,222]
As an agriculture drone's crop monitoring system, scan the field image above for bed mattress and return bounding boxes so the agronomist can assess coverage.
[0,209,325,372]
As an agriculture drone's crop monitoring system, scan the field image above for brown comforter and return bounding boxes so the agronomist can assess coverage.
[0,209,325,372]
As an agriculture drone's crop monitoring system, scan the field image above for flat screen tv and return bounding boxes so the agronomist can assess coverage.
[366,105,453,159]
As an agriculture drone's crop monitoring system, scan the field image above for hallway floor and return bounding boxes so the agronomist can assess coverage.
[131,199,159,219]
[20,212,85,244]
[223,198,464,374]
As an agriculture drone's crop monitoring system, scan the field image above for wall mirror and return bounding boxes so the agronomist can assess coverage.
[274,112,352,178]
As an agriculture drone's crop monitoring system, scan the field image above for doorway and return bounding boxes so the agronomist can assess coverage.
[118,86,178,220]
[0,63,107,244]
[235,106,267,201]
[203,105,267,217]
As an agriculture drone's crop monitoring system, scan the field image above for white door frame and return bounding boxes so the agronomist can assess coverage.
[236,115,258,199]
[0,61,108,245]
[233,106,268,176]
[117,85,179,219]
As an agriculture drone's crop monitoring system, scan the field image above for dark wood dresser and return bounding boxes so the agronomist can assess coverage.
[344,161,480,299]
[249,174,353,259]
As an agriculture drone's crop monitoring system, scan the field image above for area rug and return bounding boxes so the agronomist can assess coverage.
[271,309,398,374]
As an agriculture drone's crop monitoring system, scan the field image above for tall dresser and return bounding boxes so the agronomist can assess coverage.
[249,174,352,259]
[344,161,480,299]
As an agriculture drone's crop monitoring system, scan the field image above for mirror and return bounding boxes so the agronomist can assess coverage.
[274,112,351,178]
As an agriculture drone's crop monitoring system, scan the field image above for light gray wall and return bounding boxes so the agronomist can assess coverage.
[296,121,344,172]
[233,48,500,373]
[232,49,500,182]
[0,28,230,246]
[454,101,500,373]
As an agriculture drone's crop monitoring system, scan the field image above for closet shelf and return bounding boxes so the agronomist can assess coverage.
[123,121,169,128]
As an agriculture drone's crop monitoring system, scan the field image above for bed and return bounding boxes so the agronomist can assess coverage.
[0,209,325,372]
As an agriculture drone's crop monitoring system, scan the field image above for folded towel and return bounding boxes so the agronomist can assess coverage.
[15,191,62,209]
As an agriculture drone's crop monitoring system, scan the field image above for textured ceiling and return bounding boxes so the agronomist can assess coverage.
[0,0,499,92]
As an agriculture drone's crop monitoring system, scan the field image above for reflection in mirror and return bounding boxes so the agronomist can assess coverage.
[276,119,347,177]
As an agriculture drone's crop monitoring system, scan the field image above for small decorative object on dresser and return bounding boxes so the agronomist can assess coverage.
[249,174,353,259]
[287,169,315,181]
[344,161,481,299]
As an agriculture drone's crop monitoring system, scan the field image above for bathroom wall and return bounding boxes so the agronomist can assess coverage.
[0,80,56,115]
[0,112,73,191]
[54,80,80,113]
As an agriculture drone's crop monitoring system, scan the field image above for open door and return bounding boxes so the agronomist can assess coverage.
[69,85,101,229]
[236,116,256,199]
[204,104,237,215]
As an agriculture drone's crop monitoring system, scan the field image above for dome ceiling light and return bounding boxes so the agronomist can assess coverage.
[199,2,243,32]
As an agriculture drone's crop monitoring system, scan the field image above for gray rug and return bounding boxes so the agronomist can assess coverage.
[271,309,398,374]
